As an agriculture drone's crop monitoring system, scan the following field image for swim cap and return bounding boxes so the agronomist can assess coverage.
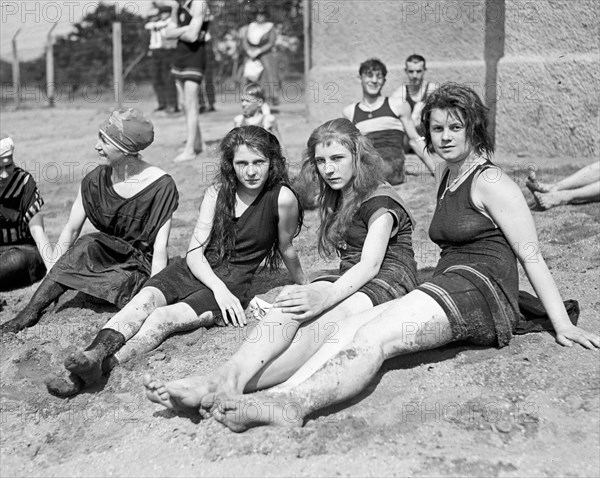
[0,135,14,159]
[99,108,154,155]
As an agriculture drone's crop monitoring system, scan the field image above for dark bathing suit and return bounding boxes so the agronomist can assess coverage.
[171,0,210,83]
[417,162,519,346]
[313,183,419,306]
[50,166,179,308]
[145,184,284,321]
[0,167,46,288]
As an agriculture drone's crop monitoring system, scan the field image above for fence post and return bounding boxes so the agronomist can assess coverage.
[113,22,123,108]
[46,23,58,107]
[12,28,21,109]
[303,0,311,119]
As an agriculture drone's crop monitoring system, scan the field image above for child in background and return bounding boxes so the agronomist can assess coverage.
[234,83,281,142]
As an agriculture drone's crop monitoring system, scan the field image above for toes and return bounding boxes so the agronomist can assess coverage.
[199,392,217,409]
[142,373,154,388]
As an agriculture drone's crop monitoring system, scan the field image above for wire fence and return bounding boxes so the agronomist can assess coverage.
[1,1,305,108]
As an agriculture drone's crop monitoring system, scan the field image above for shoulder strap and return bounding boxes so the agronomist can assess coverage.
[365,183,416,228]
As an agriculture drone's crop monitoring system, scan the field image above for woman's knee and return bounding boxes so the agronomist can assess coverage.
[133,287,166,311]
[351,322,387,358]
[143,303,197,330]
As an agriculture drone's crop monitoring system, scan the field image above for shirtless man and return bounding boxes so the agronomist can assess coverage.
[393,54,437,153]
[393,54,437,125]
[526,162,600,210]
[343,58,436,185]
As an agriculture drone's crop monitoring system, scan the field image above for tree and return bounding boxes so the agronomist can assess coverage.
[49,3,150,90]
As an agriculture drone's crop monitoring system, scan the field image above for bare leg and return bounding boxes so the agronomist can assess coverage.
[553,161,600,190]
[104,287,168,340]
[174,80,204,162]
[45,286,166,397]
[211,291,453,432]
[534,182,600,210]
[244,292,374,391]
[527,162,600,194]
[175,79,184,111]
[144,285,307,413]
[275,301,395,391]
[116,303,214,362]
[144,285,370,414]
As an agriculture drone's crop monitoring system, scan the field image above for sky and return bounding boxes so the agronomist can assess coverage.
[1,1,153,61]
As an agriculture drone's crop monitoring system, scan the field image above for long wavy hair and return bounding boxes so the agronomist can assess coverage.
[208,125,302,270]
[302,118,384,257]
[421,82,494,159]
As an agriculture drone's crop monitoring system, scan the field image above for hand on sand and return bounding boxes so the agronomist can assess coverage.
[554,324,600,349]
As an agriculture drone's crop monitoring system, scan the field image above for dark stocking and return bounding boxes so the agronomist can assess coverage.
[64,329,126,388]
[0,279,67,334]
[46,356,119,398]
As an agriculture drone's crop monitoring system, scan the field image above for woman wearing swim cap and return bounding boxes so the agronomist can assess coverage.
[1,108,179,335]
[0,135,53,290]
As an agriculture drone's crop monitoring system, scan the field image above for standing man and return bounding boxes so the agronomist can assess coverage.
[393,54,437,152]
[163,0,210,162]
[343,58,436,185]
[144,3,179,114]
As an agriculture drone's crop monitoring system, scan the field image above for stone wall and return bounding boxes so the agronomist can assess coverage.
[305,0,599,157]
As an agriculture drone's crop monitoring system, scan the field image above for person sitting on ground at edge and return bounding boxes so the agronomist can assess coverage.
[343,58,437,185]
[45,125,307,398]
[161,83,598,432]
[0,135,53,291]
[143,118,420,416]
[392,53,437,154]
[1,109,179,335]
[233,83,281,142]
[526,161,600,210]
[161,0,211,162]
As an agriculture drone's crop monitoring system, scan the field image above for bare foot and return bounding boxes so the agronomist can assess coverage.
[177,143,204,155]
[173,151,198,163]
[526,171,554,193]
[212,393,304,433]
[143,373,219,413]
[533,191,572,210]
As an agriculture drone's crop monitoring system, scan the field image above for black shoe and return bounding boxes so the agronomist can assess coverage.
[208,105,216,112]
[154,106,167,112]
[199,105,207,114]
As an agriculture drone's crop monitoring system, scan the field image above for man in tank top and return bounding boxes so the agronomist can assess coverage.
[343,58,436,185]
[392,54,437,153]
